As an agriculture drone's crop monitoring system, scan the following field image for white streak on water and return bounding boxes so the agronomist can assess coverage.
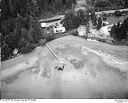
[81,47,128,72]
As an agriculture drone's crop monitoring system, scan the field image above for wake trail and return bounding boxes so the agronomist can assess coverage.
[81,47,128,72]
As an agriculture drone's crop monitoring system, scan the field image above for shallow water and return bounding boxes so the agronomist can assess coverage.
[1,42,128,99]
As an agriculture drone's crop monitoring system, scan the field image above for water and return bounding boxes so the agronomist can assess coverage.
[1,44,128,99]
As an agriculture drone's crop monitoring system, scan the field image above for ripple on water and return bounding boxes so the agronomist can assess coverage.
[4,74,19,84]
[41,66,52,79]
[70,59,85,70]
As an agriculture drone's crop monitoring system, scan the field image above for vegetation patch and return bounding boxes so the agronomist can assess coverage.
[110,17,128,45]
[1,0,77,61]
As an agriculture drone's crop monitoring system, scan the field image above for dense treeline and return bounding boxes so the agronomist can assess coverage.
[86,0,128,11]
[1,0,76,21]
[1,0,76,61]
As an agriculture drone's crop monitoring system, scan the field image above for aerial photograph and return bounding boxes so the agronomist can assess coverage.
[1,0,128,99]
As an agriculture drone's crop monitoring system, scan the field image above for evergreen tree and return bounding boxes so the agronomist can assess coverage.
[1,43,12,61]
[62,11,81,31]
[90,11,97,26]
[96,17,102,30]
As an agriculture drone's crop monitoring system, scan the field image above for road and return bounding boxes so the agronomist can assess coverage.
[39,8,128,23]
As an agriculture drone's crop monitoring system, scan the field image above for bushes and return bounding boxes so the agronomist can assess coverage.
[20,43,36,54]
[114,11,122,17]
[39,39,46,46]
[110,17,128,41]
[102,13,107,21]
[68,29,78,36]
[77,9,89,25]
[43,27,55,42]
[62,10,90,31]
[62,11,81,31]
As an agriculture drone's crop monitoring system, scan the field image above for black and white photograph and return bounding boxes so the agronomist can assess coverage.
[1,0,128,100]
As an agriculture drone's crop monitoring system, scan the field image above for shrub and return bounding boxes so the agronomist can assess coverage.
[77,9,89,25]
[102,13,107,21]
[68,29,78,36]
[39,39,46,46]
[114,11,122,17]
[20,43,35,54]
[110,17,128,42]
[43,27,55,42]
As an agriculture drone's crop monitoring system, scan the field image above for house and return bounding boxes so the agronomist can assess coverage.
[41,20,66,34]
[102,21,109,26]
[53,22,66,33]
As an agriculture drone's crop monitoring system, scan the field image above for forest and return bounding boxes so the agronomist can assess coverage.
[1,0,128,61]
[1,0,76,61]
